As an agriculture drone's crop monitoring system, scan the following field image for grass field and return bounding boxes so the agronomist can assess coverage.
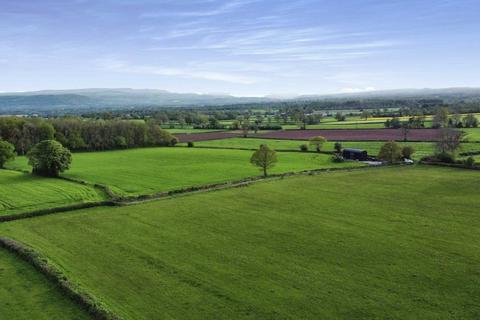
[462,128,480,141]
[185,138,480,160]
[0,169,107,217]
[0,249,89,319]
[7,148,363,196]
[1,166,479,319]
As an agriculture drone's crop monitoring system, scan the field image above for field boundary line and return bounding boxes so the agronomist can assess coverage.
[0,201,115,223]
[0,237,122,320]
[114,164,404,206]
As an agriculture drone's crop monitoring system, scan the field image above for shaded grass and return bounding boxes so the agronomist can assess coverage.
[8,148,363,196]
[0,248,89,320]
[0,169,107,217]
[1,166,479,319]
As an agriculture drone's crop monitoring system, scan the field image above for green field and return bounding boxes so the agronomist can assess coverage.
[8,148,363,196]
[1,166,479,319]
[0,248,89,319]
[187,138,480,160]
[463,128,480,141]
[0,170,107,217]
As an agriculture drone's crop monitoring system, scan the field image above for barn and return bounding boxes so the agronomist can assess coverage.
[342,148,368,161]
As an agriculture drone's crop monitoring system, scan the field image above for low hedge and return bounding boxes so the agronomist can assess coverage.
[0,237,121,320]
[0,201,115,223]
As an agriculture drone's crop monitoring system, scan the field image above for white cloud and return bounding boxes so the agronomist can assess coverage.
[96,58,261,84]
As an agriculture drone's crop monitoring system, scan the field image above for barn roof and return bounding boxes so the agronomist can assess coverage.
[343,148,367,153]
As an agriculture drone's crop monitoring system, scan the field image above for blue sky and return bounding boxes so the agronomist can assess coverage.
[1,0,479,96]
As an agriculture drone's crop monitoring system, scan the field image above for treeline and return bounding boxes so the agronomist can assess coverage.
[0,117,177,154]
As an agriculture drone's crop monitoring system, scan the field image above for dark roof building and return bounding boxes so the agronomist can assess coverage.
[342,148,368,161]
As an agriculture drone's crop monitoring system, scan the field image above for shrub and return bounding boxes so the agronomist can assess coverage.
[187,141,194,148]
[463,156,476,168]
[401,146,415,159]
[309,136,327,152]
[332,153,345,163]
[169,137,178,146]
[435,152,455,163]
[334,142,342,154]
[378,141,402,162]
[299,144,309,152]
[0,140,16,168]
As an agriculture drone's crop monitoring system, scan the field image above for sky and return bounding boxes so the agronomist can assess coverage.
[1,0,479,96]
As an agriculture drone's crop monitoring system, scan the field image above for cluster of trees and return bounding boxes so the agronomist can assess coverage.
[0,117,177,154]
[377,141,415,162]
[384,116,426,129]
[0,138,71,177]
[432,108,478,128]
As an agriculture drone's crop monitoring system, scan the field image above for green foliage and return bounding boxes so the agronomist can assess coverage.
[299,144,309,152]
[27,140,72,177]
[331,153,344,163]
[378,141,402,162]
[401,146,415,159]
[309,136,327,152]
[187,141,194,148]
[250,144,278,177]
[0,140,16,168]
[463,156,476,168]
[432,107,450,128]
[334,142,342,154]
[2,167,479,319]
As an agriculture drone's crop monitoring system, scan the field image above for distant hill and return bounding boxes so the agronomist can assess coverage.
[1,87,479,115]
[0,88,270,114]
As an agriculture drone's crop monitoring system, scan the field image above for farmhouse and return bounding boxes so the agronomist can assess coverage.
[342,148,368,161]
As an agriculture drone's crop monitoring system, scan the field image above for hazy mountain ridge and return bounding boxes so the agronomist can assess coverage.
[1,87,480,114]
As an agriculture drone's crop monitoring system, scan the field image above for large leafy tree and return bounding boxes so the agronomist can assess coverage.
[0,140,16,168]
[378,141,402,163]
[27,140,72,177]
[250,144,278,177]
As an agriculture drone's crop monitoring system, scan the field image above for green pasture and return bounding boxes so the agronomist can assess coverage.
[1,166,479,319]
[462,128,480,141]
[0,169,106,217]
[8,148,363,196]
[0,249,89,319]
[185,138,480,160]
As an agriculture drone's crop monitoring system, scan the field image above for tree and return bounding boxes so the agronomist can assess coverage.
[432,107,449,128]
[334,142,342,154]
[378,141,402,162]
[0,140,16,168]
[309,136,327,152]
[27,140,72,177]
[361,110,371,120]
[240,117,250,138]
[335,112,346,121]
[463,114,479,128]
[436,128,463,155]
[401,146,415,159]
[250,144,277,177]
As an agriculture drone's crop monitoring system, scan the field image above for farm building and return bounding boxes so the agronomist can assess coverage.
[342,148,368,161]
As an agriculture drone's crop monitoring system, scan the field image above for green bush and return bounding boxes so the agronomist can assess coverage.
[299,144,309,152]
[187,141,194,148]
[463,156,476,168]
